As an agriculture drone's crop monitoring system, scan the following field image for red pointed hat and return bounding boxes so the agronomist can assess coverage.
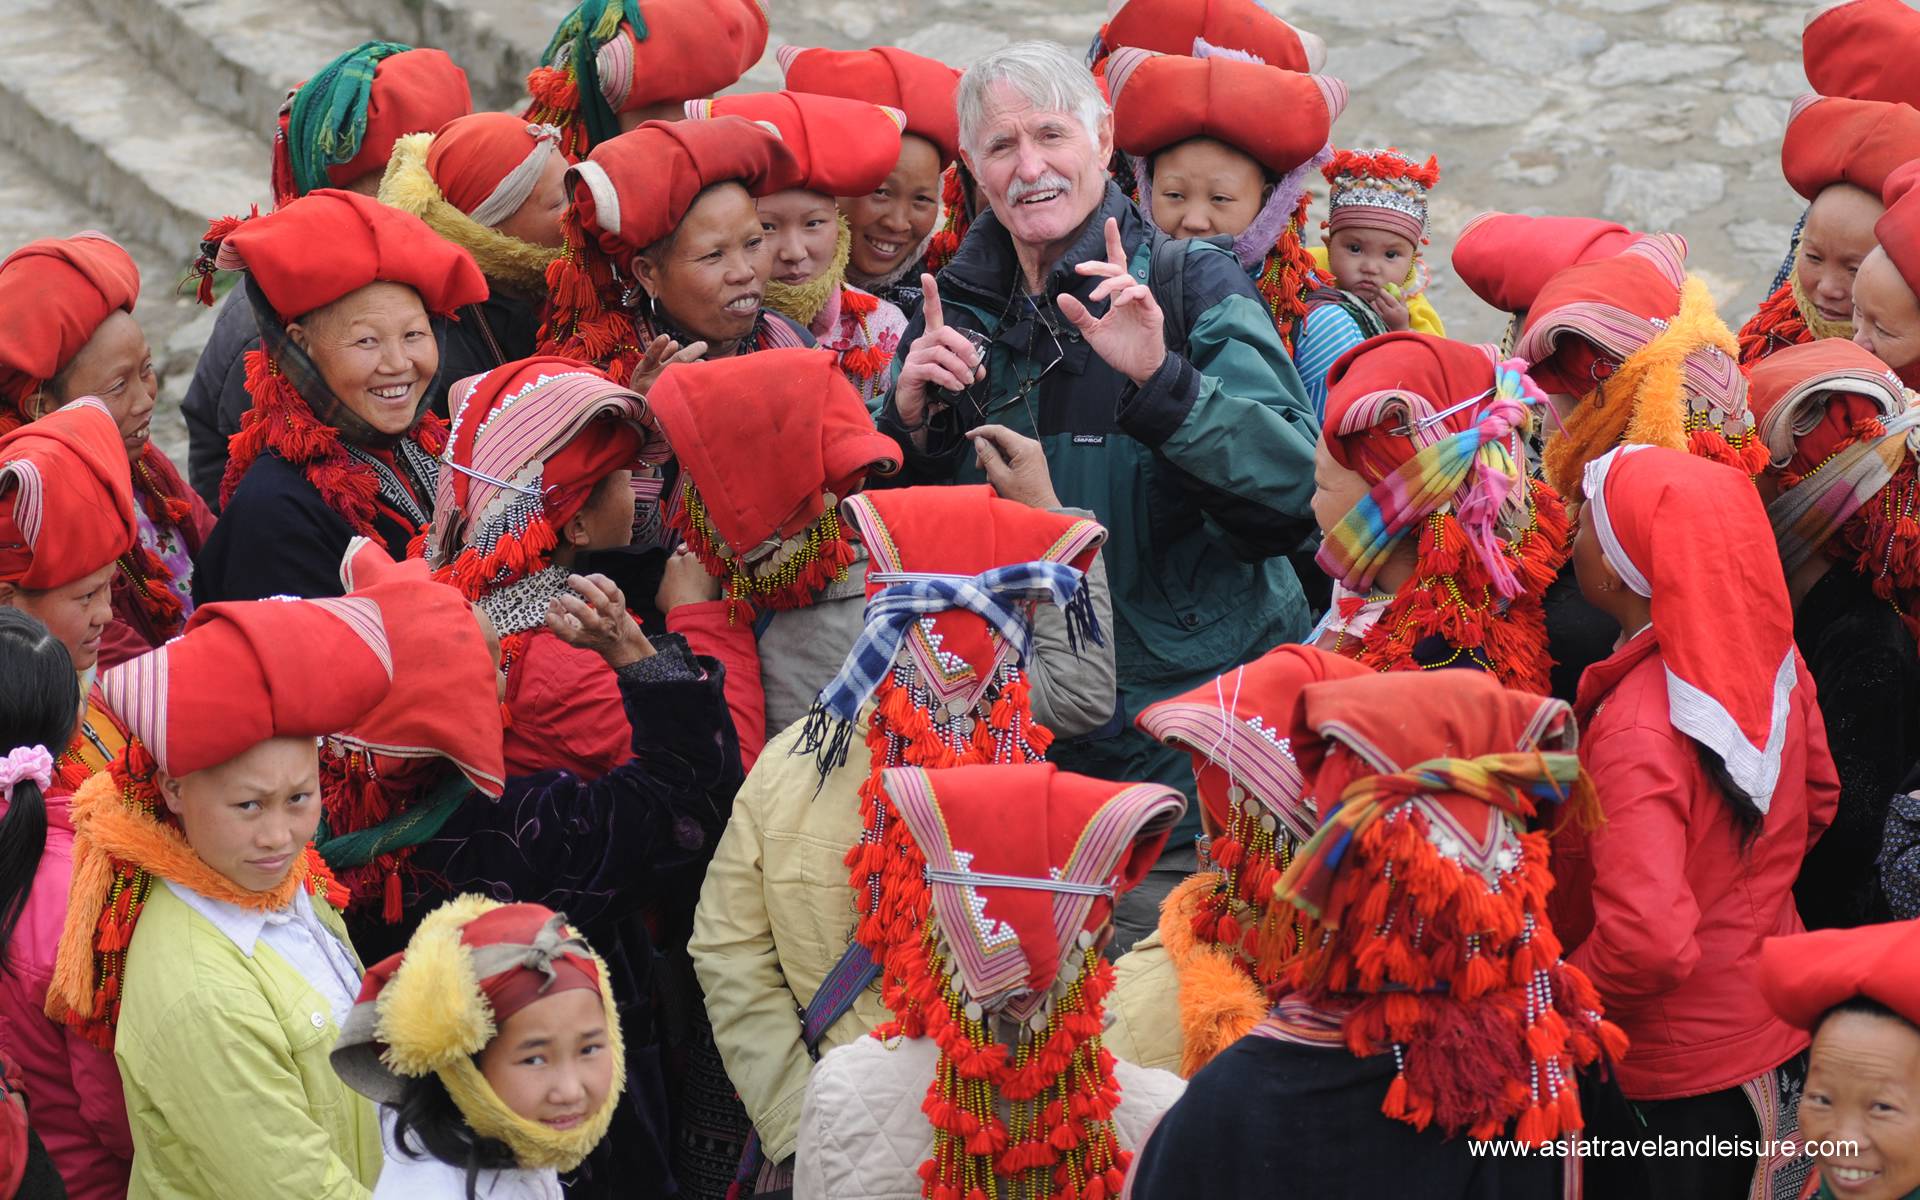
[1759,919,1920,1030]
[1579,444,1797,810]
[1747,338,1908,475]
[97,589,395,778]
[1105,49,1346,178]
[1099,0,1321,72]
[586,0,767,116]
[1875,158,1920,300]
[428,355,665,596]
[1804,0,1920,109]
[777,45,962,166]
[844,484,1106,712]
[568,116,802,254]
[1137,644,1370,843]
[1450,211,1652,316]
[0,397,137,589]
[328,540,506,797]
[214,189,487,319]
[329,49,472,188]
[0,233,141,411]
[647,347,900,610]
[885,763,1184,999]
[684,91,904,199]
[1781,94,1920,202]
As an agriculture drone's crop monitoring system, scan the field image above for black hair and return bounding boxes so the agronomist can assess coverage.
[0,610,79,971]
[1692,738,1764,851]
[1816,995,1919,1038]
[390,1071,517,1200]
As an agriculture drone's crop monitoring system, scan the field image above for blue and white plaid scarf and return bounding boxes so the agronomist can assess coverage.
[798,561,1100,775]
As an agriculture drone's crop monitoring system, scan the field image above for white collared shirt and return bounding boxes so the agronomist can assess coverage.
[164,879,363,1027]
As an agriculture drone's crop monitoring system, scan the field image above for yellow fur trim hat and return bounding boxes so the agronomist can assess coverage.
[331,894,626,1172]
[379,129,562,299]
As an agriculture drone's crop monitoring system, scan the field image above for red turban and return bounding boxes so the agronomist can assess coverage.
[327,49,473,188]
[425,113,565,222]
[1106,49,1346,178]
[97,589,396,777]
[592,0,767,115]
[1322,331,1504,481]
[1450,212,1650,317]
[0,398,137,589]
[777,45,963,166]
[1759,919,1920,1030]
[1875,158,1920,300]
[1746,338,1909,476]
[685,91,904,199]
[0,234,140,409]
[569,116,802,254]
[1804,0,1920,110]
[216,189,487,319]
[1781,94,1920,202]
[1100,0,1320,72]
[648,347,897,563]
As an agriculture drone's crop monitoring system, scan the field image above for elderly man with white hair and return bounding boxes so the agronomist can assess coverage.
[876,39,1321,949]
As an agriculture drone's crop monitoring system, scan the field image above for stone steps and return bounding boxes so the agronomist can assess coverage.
[82,0,389,146]
[327,0,572,111]
[0,0,268,261]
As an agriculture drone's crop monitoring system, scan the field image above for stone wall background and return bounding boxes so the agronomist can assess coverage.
[0,0,1818,459]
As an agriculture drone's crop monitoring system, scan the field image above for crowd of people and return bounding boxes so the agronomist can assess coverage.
[0,0,1918,1196]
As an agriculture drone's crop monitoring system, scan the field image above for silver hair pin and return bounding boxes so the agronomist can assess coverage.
[443,458,542,498]
[1390,385,1496,438]
[924,867,1117,898]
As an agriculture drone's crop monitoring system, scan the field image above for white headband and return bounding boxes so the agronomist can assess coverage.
[1581,445,1652,599]
[467,124,563,229]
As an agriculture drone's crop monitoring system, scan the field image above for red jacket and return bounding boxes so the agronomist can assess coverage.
[502,627,632,780]
[1551,631,1839,1101]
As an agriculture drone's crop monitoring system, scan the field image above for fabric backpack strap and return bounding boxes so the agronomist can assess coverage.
[728,939,881,1193]
[1305,285,1389,339]
[1147,231,1189,353]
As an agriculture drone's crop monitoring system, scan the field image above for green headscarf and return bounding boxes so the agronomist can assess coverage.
[287,40,414,196]
[538,0,648,150]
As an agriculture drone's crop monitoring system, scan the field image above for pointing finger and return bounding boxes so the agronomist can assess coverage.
[921,273,945,332]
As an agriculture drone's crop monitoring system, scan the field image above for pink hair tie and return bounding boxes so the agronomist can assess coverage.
[0,746,54,804]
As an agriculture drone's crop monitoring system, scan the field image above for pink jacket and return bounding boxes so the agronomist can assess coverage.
[0,790,134,1199]
[1551,635,1839,1101]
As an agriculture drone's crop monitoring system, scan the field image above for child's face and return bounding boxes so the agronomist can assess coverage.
[1148,137,1268,240]
[477,988,615,1132]
[1327,226,1418,300]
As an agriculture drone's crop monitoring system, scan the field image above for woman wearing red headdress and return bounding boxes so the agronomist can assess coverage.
[778,45,961,317]
[1305,332,1568,693]
[182,42,473,506]
[1739,96,1920,366]
[1561,445,1840,1200]
[1131,669,1622,1198]
[0,233,212,667]
[1450,210,1652,349]
[1852,160,1920,390]
[1747,340,1920,930]
[683,92,911,404]
[192,189,488,604]
[380,113,573,411]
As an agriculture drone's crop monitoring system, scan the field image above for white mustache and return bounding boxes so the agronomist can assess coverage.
[1005,173,1073,203]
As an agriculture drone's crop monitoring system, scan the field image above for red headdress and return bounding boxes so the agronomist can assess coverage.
[1317,333,1569,693]
[1803,0,1920,110]
[1579,444,1800,809]
[1135,645,1370,1073]
[0,398,136,590]
[879,762,1184,1200]
[1322,147,1440,243]
[539,116,802,385]
[1106,47,1345,350]
[1273,669,1620,1145]
[1874,159,1920,365]
[1758,918,1920,1030]
[1782,94,1920,203]
[271,45,473,206]
[645,348,900,615]
[777,45,962,167]
[1090,0,1323,73]
[525,0,769,161]
[0,233,141,417]
[194,190,488,549]
[1518,234,1759,497]
[332,897,623,1172]
[684,91,904,199]
[316,540,509,922]
[1450,212,1649,319]
[49,590,399,1046]
[1747,340,1920,643]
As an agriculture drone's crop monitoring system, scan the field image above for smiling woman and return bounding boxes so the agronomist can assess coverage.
[189,190,487,604]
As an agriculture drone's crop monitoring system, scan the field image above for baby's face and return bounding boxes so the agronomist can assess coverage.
[1327,226,1418,300]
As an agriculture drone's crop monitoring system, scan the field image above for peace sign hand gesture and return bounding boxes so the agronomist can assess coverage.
[1057,218,1168,386]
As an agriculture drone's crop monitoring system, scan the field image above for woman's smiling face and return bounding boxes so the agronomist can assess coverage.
[288,281,438,437]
